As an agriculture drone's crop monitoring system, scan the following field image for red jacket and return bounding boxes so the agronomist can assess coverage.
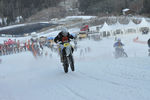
[80,25,89,31]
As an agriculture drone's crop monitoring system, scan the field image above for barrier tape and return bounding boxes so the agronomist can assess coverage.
[133,37,147,44]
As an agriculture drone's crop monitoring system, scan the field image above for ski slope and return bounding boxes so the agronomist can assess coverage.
[0,33,150,100]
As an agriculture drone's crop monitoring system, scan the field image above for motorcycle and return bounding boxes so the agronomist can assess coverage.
[61,42,75,73]
[114,46,128,58]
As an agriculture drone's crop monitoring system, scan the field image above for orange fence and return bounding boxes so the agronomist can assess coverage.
[133,37,147,44]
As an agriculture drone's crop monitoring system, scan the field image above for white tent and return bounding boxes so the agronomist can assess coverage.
[110,21,125,35]
[137,18,150,33]
[100,22,112,37]
[138,18,149,28]
[125,20,137,34]
[100,22,110,31]
[111,21,121,30]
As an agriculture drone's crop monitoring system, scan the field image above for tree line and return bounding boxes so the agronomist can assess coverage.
[0,0,61,26]
[78,0,150,16]
[0,0,150,26]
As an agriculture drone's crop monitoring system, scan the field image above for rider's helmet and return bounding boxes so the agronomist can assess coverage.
[61,27,68,36]
[117,38,121,42]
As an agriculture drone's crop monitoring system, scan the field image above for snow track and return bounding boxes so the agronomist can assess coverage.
[0,33,150,100]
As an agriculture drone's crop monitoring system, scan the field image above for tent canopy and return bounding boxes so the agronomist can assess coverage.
[125,20,137,29]
[138,18,149,28]
[100,22,112,32]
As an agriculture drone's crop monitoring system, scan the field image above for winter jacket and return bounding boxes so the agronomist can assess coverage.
[113,42,124,47]
[54,32,74,44]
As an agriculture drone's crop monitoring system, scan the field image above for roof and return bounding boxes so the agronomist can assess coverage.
[138,18,150,28]
[122,8,130,12]
[100,22,111,32]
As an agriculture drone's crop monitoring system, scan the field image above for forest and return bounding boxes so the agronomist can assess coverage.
[0,0,150,26]
[0,0,61,25]
[78,0,150,15]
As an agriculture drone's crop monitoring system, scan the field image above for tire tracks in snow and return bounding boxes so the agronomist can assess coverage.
[78,71,137,89]
[61,83,89,100]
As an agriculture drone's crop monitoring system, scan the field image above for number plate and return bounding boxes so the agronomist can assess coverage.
[64,43,70,47]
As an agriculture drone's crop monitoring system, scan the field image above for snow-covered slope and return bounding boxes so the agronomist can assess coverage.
[0,33,150,100]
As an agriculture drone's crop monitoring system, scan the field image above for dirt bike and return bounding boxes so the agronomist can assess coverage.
[61,42,75,73]
[114,46,128,58]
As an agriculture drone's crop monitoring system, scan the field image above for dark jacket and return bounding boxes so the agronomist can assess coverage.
[54,32,74,43]
[148,38,150,47]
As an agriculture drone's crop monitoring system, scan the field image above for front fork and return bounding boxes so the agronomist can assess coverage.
[65,45,73,65]
[65,45,72,57]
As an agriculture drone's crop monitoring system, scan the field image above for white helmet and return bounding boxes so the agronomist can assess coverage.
[61,27,68,36]
[117,38,121,42]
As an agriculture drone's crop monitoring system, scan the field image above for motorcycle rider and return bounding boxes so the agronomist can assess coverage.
[113,38,124,47]
[54,27,74,62]
[113,38,124,57]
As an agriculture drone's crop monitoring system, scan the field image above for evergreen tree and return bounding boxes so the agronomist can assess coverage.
[142,0,150,13]
[0,0,61,26]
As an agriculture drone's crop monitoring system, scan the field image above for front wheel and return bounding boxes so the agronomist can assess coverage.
[63,65,68,73]
[63,56,69,73]
[69,54,75,71]
[123,52,128,57]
